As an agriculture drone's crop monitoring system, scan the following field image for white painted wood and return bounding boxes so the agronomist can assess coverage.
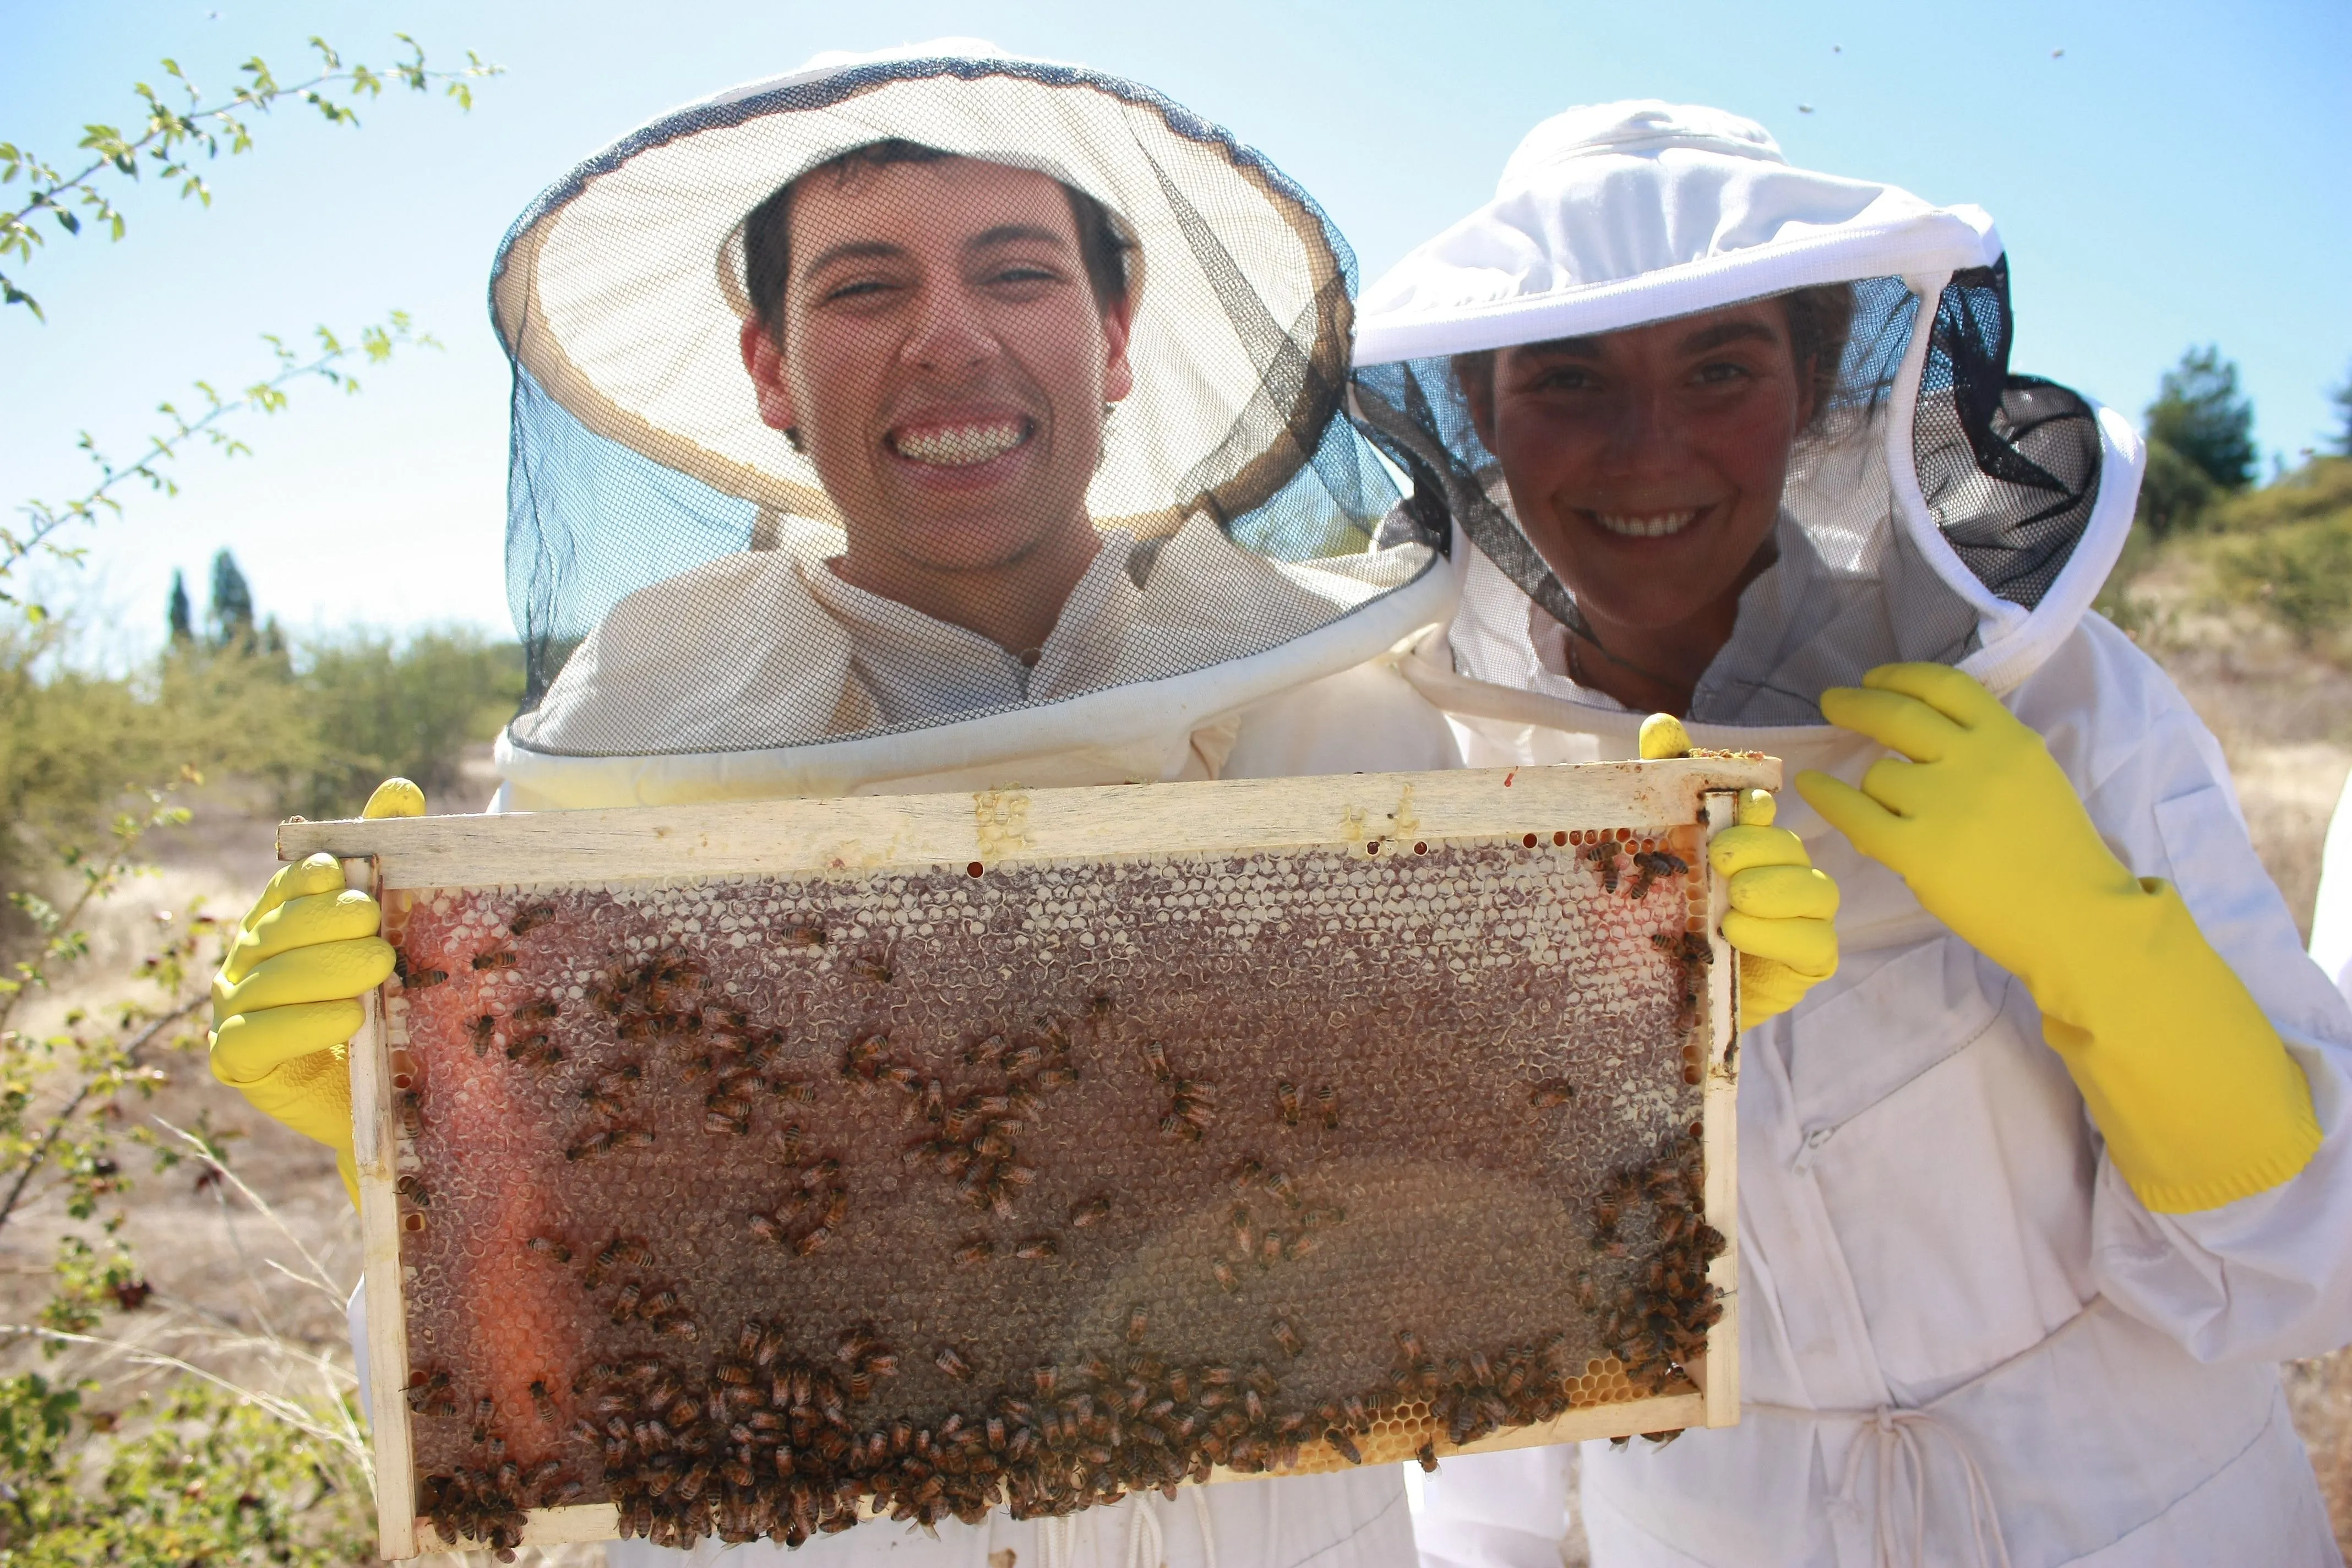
[344,856,418,1561]
[279,757,1778,888]
[1700,791,1742,1430]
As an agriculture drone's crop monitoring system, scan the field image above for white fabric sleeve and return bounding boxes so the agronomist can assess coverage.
[2307,767,2352,1004]
[2036,623,2352,1364]
[1411,1445,1575,1568]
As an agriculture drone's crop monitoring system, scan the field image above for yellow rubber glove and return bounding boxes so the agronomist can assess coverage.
[209,779,422,1206]
[1794,663,2322,1213]
[1640,716,1840,1030]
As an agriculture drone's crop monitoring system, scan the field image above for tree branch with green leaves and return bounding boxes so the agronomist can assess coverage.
[5,313,439,616]
[0,34,499,321]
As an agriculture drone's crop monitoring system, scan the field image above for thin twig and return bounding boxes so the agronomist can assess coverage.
[153,1115,347,1298]
[3,1324,364,1460]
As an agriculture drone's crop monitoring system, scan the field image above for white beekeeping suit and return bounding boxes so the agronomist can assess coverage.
[2308,785,2352,1004]
[1349,102,2352,1567]
[346,40,1457,1568]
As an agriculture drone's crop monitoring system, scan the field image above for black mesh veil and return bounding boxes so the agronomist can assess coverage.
[488,49,1442,786]
[1353,261,2105,726]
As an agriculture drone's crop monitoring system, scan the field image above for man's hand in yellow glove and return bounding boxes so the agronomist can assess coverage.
[209,779,423,1206]
[1794,662,2322,1213]
[1640,716,1839,1030]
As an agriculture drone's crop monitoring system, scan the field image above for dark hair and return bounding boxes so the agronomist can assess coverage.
[740,138,1135,342]
[1450,281,1859,435]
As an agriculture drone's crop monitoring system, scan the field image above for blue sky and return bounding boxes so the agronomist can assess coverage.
[6,0,2347,655]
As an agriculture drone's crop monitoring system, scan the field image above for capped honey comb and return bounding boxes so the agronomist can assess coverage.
[301,763,1752,1557]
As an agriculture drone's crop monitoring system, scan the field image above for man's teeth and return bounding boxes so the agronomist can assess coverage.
[1593,509,1698,538]
[891,421,1026,467]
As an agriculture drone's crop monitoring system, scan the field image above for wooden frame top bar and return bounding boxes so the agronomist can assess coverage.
[281,756,1779,889]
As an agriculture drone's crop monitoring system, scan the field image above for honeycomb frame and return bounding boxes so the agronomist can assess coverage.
[280,756,1771,1558]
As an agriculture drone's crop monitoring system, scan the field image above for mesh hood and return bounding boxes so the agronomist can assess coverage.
[489,42,1442,796]
[1351,102,2142,729]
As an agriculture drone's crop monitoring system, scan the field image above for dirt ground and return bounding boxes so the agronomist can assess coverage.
[13,606,2352,1567]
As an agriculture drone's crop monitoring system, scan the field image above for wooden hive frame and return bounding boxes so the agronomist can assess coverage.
[282,755,1772,1558]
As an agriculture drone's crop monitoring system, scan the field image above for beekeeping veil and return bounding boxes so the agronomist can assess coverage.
[1351,102,2143,732]
[489,42,1446,805]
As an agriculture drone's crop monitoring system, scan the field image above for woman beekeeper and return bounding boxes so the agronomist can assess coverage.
[1353,102,2352,1566]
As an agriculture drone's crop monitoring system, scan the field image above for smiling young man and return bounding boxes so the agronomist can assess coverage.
[733,143,1134,669]
[203,42,1461,1568]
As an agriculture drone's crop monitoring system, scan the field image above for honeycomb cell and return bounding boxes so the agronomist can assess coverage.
[378,830,1724,1552]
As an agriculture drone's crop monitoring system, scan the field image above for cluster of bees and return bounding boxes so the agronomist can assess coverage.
[396,846,1725,1551]
[1578,834,1688,899]
[1578,1133,1725,1403]
[424,1306,1533,1554]
[1210,1157,1348,1292]
[878,1019,1084,1240]
[412,1383,585,1556]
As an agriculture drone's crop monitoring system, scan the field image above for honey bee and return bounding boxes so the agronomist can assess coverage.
[1316,1085,1339,1129]
[953,1238,993,1268]
[1417,1441,1439,1472]
[612,1126,655,1151]
[508,902,557,938]
[472,948,519,972]
[464,1014,497,1057]
[1528,1079,1576,1110]
[1211,1262,1239,1294]
[1264,1169,1302,1207]
[1069,1195,1112,1229]
[840,1033,886,1083]
[1125,1306,1148,1344]
[1395,1330,1427,1363]
[511,997,559,1025]
[660,1316,699,1342]
[1229,1204,1255,1254]
[793,1226,833,1256]
[1259,1233,1284,1269]
[780,923,827,948]
[704,1109,750,1137]
[854,956,894,985]
[529,1379,559,1418]
[749,1212,785,1244]
[1159,1113,1201,1142]
[1572,1273,1599,1310]
[404,1368,452,1413]
[934,1346,974,1381]
[396,1173,431,1208]
[1003,1041,1046,1077]
[1641,1429,1684,1449]
[1628,850,1689,898]
[1012,1236,1058,1261]
[522,1234,569,1264]
[396,1090,424,1137]
[1585,837,1623,892]
[1276,1081,1302,1127]
[1652,930,1713,966]
[611,1283,643,1321]
[1302,1205,1347,1231]
[1141,1041,1172,1083]
[394,951,448,990]
[1284,1233,1319,1262]
[1271,1320,1303,1358]
[772,1124,805,1163]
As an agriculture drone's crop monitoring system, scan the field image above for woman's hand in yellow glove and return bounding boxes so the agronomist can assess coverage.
[1793,663,2321,1212]
[1641,717,1839,1030]
[209,779,423,1205]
